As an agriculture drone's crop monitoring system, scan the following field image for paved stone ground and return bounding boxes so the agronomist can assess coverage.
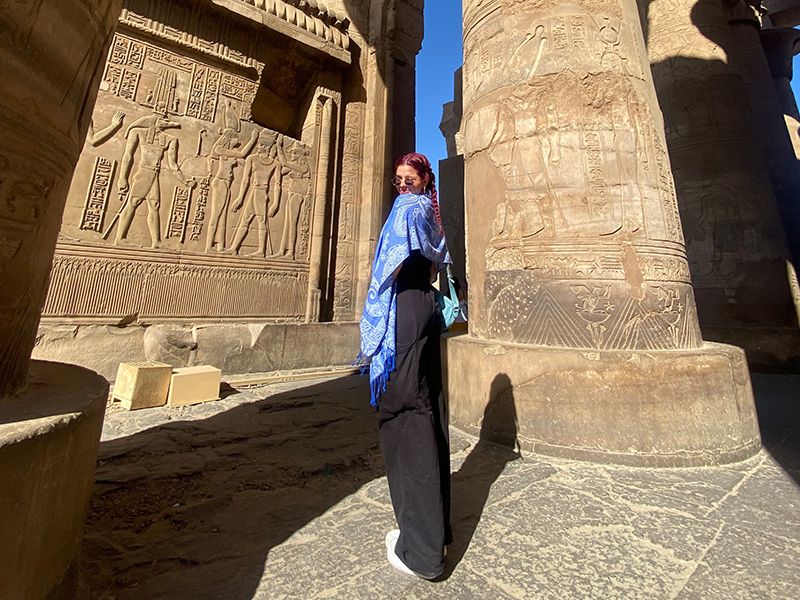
[75,374,800,600]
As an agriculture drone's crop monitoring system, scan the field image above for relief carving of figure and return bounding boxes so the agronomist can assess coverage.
[205,103,258,252]
[113,115,196,248]
[229,131,282,257]
[275,138,311,259]
[88,111,125,146]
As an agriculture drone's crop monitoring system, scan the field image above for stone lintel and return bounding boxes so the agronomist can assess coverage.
[443,335,762,467]
[210,0,352,65]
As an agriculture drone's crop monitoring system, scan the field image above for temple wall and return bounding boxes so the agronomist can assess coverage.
[33,0,412,377]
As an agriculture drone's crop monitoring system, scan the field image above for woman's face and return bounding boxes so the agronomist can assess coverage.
[393,164,429,195]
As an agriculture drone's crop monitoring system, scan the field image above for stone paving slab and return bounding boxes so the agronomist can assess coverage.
[76,375,800,599]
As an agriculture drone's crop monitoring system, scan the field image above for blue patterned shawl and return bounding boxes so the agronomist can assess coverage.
[359,193,451,406]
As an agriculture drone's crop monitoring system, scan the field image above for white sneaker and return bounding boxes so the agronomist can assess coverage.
[385,530,415,576]
[386,529,436,578]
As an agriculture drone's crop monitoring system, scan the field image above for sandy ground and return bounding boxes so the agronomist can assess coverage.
[74,374,800,599]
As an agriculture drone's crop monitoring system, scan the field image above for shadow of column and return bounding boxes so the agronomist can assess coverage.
[74,375,385,599]
[444,373,521,577]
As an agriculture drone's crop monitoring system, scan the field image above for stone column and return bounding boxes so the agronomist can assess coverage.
[307,92,337,322]
[760,27,800,121]
[444,0,760,466]
[0,1,121,597]
[647,0,800,370]
[388,0,424,160]
[439,68,467,288]
[0,0,120,395]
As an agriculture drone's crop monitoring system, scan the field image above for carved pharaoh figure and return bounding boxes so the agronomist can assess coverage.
[275,137,311,259]
[113,114,195,248]
[206,103,258,252]
[229,131,282,257]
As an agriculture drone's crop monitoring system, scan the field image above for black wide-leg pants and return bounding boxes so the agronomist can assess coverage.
[378,285,452,579]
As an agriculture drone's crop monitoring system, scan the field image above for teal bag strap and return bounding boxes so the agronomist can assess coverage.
[437,264,460,330]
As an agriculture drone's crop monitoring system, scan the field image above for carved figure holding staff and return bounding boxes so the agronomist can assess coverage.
[205,102,258,252]
[275,137,311,259]
[114,115,195,249]
[229,131,282,257]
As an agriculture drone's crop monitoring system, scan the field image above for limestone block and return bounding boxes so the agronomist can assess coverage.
[113,361,172,410]
[279,322,359,370]
[167,366,222,407]
[33,324,147,381]
[143,325,197,368]
[193,324,276,374]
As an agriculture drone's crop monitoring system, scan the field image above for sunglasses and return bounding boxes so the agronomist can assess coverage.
[390,176,419,188]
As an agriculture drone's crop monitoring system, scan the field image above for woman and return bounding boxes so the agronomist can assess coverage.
[359,153,452,580]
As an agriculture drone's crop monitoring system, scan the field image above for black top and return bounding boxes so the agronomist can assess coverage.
[396,250,433,292]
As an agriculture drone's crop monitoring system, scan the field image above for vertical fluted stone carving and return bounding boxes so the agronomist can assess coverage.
[446,0,760,466]
[647,0,800,369]
[0,0,123,396]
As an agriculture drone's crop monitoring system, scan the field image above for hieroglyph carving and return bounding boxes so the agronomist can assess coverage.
[44,248,309,320]
[47,9,324,322]
[332,101,364,321]
[80,157,116,232]
[111,115,196,248]
[229,131,284,257]
[189,177,210,242]
[65,28,314,261]
[276,138,312,259]
[205,102,259,252]
[462,0,701,350]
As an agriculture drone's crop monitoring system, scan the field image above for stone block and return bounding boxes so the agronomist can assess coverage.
[143,325,197,368]
[193,324,278,374]
[279,322,359,370]
[167,366,222,407]
[33,324,147,381]
[113,361,172,410]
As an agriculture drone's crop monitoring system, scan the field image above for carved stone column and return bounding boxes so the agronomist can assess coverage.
[0,0,120,395]
[0,1,122,597]
[307,92,338,322]
[760,26,800,121]
[444,0,760,466]
[647,0,800,370]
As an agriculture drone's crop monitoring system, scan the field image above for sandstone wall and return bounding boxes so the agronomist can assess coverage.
[33,0,421,377]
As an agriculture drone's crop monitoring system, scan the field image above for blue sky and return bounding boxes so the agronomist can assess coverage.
[415,0,463,183]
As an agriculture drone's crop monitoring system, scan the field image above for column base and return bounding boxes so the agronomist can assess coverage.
[0,361,108,600]
[701,326,800,374]
[442,335,761,467]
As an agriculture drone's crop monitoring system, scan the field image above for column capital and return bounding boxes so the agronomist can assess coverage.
[760,26,800,79]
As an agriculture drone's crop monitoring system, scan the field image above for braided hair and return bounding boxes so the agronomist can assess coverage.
[393,152,442,230]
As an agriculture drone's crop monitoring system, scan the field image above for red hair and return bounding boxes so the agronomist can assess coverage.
[393,152,442,230]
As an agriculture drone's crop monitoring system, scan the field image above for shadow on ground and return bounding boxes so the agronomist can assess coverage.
[752,374,800,486]
[77,376,385,600]
[445,373,522,577]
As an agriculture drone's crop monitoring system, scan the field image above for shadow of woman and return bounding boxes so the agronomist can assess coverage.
[443,373,521,577]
